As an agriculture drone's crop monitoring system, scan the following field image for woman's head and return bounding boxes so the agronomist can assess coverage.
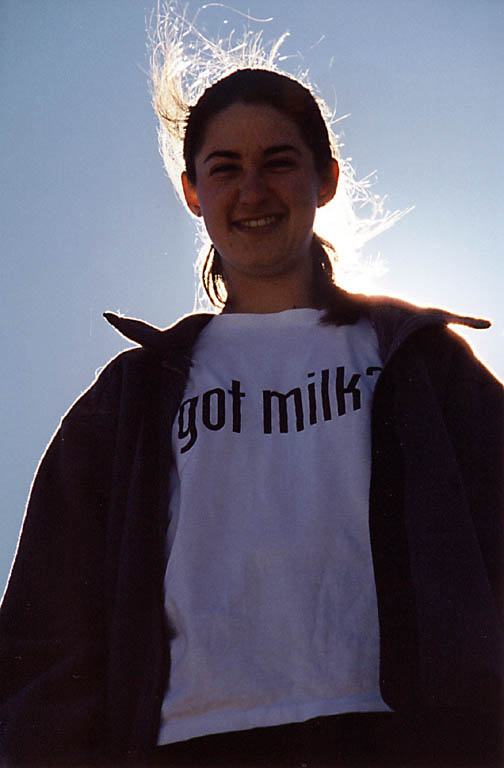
[179,69,338,305]
[150,9,406,307]
[179,71,339,307]
[183,68,334,186]
[180,98,339,309]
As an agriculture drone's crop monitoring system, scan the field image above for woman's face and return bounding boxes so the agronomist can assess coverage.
[182,102,338,285]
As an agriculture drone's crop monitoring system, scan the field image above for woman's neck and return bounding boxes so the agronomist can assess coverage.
[223,266,316,315]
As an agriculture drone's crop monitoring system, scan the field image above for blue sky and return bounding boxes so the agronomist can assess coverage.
[1,0,502,591]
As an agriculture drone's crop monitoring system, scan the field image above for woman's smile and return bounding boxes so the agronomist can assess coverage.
[231,213,285,232]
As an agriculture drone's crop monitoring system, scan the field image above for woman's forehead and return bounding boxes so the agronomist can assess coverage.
[196,102,307,157]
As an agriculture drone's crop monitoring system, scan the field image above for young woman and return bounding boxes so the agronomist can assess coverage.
[1,29,502,768]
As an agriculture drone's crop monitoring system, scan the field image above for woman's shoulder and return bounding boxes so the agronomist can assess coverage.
[344,290,492,370]
[58,311,215,428]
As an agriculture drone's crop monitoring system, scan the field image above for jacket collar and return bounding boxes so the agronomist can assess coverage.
[358,294,490,366]
[103,311,214,358]
[104,290,490,366]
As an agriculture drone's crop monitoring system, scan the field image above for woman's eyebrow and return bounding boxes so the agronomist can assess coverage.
[263,144,301,157]
[203,144,301,163]
[204,150,240,163]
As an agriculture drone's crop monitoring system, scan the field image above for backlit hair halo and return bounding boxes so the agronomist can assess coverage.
[149,3,408,308]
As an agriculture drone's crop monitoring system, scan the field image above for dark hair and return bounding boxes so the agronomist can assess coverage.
[184,68,332,183]
[183,68,336,308]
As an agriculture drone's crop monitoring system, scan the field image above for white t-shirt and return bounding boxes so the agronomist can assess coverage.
[158,309,389,746]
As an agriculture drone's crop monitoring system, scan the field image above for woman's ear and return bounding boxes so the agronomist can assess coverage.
[181,172,202,217]
[317,159,339,208]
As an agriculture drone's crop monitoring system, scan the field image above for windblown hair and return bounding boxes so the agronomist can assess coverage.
[150,4,407,308]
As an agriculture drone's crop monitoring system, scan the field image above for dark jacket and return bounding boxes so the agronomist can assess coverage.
[1,291,503,766]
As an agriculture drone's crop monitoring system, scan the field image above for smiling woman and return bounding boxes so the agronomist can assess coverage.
[174,65,341,312]
[0,6,502,768]
[181,96,338,313]
[150,17,404,308]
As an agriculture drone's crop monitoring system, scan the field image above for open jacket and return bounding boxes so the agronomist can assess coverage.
[1,290,503,766]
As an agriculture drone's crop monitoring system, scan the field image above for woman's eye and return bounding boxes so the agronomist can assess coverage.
[266,158,296,170]
[209,164,239,176]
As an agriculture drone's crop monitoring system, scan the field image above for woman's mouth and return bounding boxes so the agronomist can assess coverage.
[233,214,283,231]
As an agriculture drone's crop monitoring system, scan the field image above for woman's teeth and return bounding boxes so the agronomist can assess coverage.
[239,215,277,228]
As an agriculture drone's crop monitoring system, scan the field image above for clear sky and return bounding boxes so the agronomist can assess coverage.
[1,0,502,593]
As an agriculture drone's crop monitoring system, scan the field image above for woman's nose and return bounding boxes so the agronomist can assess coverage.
[238,170,268,203]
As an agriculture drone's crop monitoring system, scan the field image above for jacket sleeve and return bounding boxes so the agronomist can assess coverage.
[0,367,119,766]
[416,326,504,620]
[442,330,504,620]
